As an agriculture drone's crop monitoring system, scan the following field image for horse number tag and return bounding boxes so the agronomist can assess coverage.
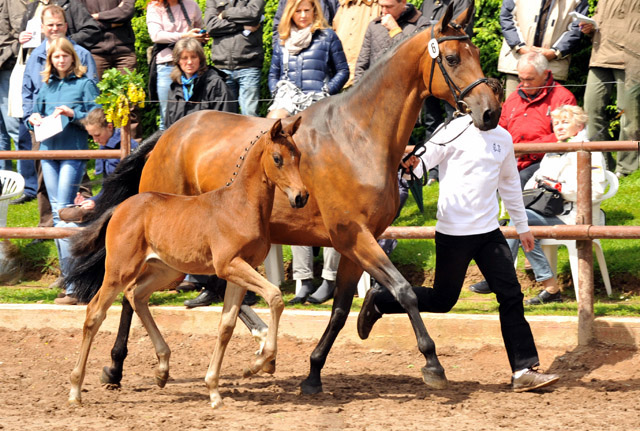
[428,39,439,59]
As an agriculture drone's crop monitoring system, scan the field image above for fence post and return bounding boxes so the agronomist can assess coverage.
[120,119,131,159]
[576,150,594,345]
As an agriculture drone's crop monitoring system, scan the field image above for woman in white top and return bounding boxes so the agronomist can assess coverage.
[146,0,206,130]
[358,79,560,392]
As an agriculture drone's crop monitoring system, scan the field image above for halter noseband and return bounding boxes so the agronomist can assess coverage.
[427,24,488,114]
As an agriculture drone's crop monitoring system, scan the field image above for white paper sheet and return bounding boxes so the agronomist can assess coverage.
[23,18,42,49]
[34,115,64,142]
[568,11,598,29]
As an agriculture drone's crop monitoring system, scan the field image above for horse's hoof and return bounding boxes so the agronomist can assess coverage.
[155,374,168,388]
[211,397,224,409]
[300,378,322,395]
[262,359,276,374]
[68,397,82,406]
[242,367,255,378]
[100,366,122,387]
[421,366,448,389]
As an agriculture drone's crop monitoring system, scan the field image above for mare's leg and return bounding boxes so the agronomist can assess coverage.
[69,279,128,404]
[100,297,133,387]
[300,255,360,394]
[126,261,183,388]
[205,282,244,409]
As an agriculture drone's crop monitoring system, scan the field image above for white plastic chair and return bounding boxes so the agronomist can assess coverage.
[537,170,618,298]
[0,170,25,227]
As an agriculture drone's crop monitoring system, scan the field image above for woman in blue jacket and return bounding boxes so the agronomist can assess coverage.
[28,37,100,305]
[268,0,348,305]
[267,0,348,119]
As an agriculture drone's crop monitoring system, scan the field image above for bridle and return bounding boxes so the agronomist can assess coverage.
[427,23,488,114]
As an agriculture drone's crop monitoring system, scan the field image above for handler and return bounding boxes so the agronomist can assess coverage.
[357,79,560,393]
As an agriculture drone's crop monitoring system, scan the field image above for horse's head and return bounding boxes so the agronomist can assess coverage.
[423,1,501,130]
[264,117,309,209]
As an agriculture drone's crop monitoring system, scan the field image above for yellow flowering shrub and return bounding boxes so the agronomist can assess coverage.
[96,68,146,128]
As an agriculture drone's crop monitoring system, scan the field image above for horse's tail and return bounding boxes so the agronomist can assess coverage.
[64,130,162,303]
[64,207,116,303]
[81,130,163,226]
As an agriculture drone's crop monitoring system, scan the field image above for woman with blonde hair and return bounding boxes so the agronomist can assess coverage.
[28,37,100,305]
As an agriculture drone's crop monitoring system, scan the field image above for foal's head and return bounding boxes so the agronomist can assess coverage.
[263,117,309,209]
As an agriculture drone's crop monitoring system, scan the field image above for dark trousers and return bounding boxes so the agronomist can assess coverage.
[518,161,540,190]
[374,229,539,372]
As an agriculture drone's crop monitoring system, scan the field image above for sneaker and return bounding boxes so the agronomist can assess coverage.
[9,194,36,205]
[54,295,78,305]
[468,280,491,294]
[525,290,562,305]
[512,368,559,392]
[357,287,382,340]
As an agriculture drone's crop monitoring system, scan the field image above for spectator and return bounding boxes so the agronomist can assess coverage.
[332,0,380,88]
[353,0,428,264]
[58,107,139,224]
[165,37,237,128]
[19,4,97,235]
[470,105,608,305]
[147,0,206,130]
[580,0,628,176]
[273,0,339,46]
[0,0,22,172]
[499,52,576,189]
[19,0,101,51]
[358,79,561,393]
[619,1,640,176]
[205,0,264,117]
[268,0,348,305]
[498,0,588,97]
[27,37,100,305]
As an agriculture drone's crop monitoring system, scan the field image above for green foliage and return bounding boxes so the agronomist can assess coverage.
[472,0,503,78]
[96,68,146,127]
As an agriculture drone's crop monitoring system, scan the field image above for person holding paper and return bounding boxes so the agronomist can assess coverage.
[27,37,99,305]
[498,0,588,97]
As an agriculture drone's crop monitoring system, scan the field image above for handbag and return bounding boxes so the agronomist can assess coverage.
[522,182,564,217]
[8,46,27,118]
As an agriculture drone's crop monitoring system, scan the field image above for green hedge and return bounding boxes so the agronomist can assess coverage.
[126,0,614,138]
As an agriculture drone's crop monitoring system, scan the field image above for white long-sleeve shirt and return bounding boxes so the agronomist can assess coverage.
[415,115,529,236]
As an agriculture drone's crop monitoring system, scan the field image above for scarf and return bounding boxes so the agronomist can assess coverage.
[181,73,197,101]
[284,25,313,55]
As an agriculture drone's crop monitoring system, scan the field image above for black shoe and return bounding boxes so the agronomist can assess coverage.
[357,287,382,340]
[176,281,202,292]
[10,194,36,205]
[512,368,559,392]
[288,279,316,305]
[243,291,258,306]
[184,288,221,308]
[307,279,336,304]
[525,290,562,305]
[468,280,491,294]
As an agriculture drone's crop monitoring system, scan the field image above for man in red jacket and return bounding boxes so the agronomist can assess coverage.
[499,52,577,188]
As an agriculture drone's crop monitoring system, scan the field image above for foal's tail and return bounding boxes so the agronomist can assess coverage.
[63,130,163,303]
[64,207,115,304]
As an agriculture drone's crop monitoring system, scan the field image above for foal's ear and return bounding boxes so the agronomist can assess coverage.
[270,119,283,140]
[434,2,453,35]
[286,116,302,136]
[453,0,474,30]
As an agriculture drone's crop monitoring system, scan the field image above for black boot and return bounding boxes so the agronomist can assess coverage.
[307,278,336,304]
[288,279,316,305]
[184,287,222,308]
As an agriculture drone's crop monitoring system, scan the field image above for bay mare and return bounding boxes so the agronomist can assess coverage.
[68,119,307,408]
[66,3,501,396]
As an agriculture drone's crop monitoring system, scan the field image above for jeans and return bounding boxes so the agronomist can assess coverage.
[41,158,87,293]
[507,209,561,282]
[374,229,540,372]
[156,63,173,130]
[221,68,261,117]
[0,70,20,171]
[292,246,340,281]
[16,122,37,196]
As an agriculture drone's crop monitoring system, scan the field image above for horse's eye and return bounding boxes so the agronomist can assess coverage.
[445,55,460,66]
[273,153,283,167]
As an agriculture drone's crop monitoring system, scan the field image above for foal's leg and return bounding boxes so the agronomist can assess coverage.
[69,281,126,404]
[205,282,244,409]
[126,261,183,388]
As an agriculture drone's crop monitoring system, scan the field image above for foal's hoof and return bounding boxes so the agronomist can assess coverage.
[100,366,122,388]
[421,366,448,389]
[262,359,276,374]
[300,378,322,395]
[155,374,169,388]
[242,367,255,378]
[68,397,82,406]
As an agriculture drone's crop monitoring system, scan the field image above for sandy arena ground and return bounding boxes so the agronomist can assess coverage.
[1,325,639,431]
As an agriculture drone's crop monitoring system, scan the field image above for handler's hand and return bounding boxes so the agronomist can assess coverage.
[519,231,535,253]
